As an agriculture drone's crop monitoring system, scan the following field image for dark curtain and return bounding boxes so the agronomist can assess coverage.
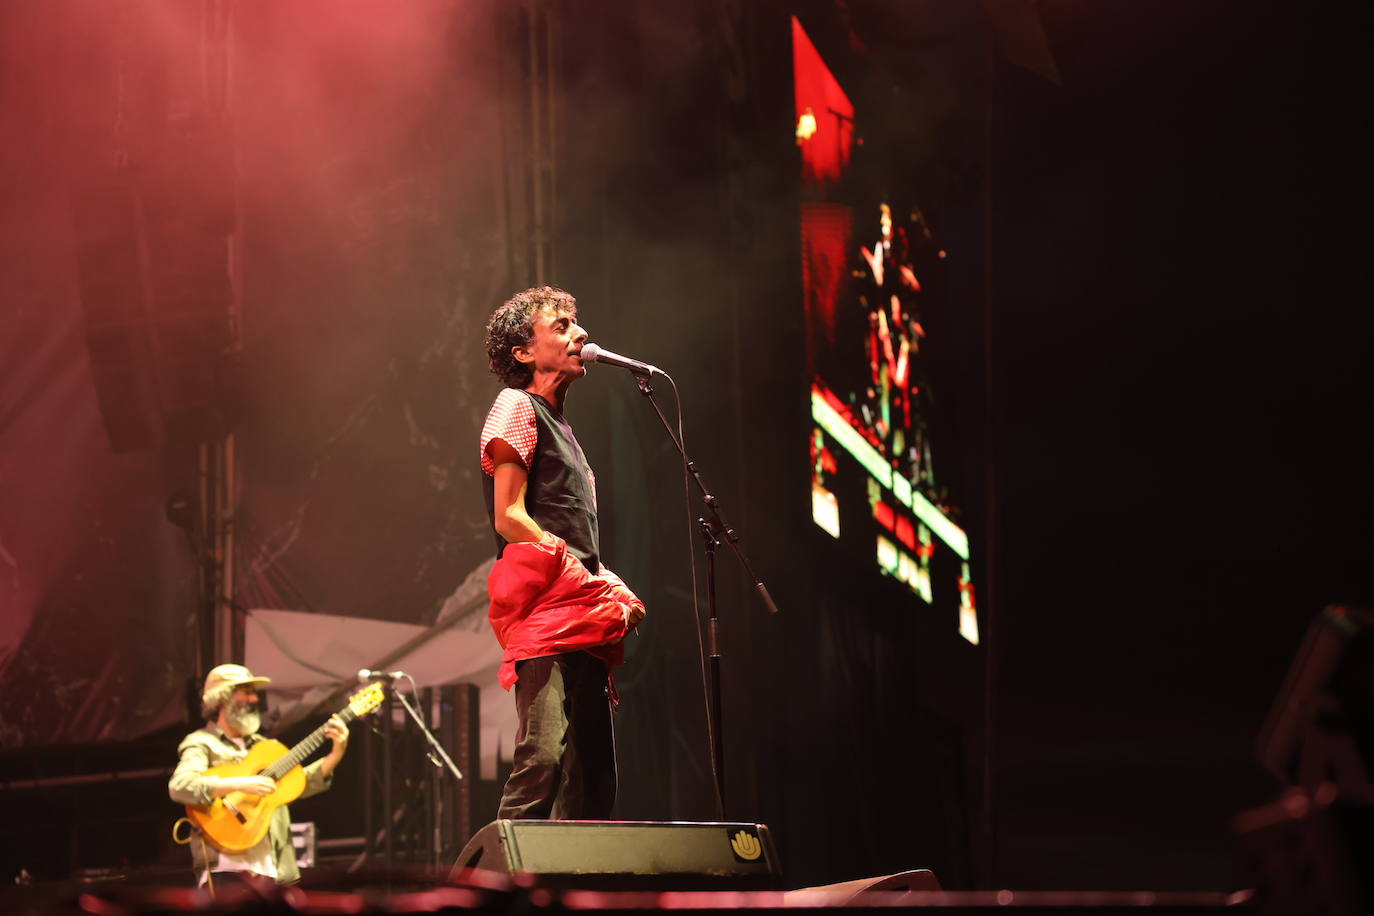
[0,3,198,748]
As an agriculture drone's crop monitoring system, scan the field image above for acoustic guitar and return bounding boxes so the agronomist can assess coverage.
[185,681,385,853]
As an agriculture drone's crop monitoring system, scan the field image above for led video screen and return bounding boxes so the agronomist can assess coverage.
[794,16,977,643]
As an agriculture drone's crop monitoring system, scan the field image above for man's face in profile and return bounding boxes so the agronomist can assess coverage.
[519,306,588,383]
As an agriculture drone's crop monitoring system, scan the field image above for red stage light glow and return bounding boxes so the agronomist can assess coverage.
[792,16,854,188]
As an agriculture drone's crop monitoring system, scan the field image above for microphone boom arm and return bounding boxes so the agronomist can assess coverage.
[633,374,779,616]
[391,676,464,781]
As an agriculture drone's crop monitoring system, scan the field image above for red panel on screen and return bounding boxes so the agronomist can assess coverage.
[793,16,854,188]
[802,202,853,369]
[894,515,917,551]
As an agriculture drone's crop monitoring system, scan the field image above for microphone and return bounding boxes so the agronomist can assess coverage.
[357,668,406,682]
[579,343,661,376]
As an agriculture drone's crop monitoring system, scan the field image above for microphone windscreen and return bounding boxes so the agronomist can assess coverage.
[580,343,603,363]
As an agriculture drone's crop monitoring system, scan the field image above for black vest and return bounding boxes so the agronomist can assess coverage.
[483,391,601,573]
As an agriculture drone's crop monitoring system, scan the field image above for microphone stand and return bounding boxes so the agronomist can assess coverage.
[633,373,778,819]
[699,517,726,818]
[392,675,464,782]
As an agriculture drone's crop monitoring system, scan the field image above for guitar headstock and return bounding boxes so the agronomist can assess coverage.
[348,681,387,718]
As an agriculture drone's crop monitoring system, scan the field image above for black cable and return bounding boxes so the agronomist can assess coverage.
[660,372,725,819]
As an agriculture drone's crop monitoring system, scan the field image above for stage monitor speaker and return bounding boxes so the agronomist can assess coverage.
[451,819,782,890]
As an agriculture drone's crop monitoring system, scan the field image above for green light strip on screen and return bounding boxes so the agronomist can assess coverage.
[811,389,892,486]
[891,473,912,507]
[811,387,969,560]
[911,489,969,560]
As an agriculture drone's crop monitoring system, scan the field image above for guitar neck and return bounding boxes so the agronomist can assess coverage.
[261,705,360,781]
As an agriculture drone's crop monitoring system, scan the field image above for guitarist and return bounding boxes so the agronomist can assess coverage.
[167,664,350,886]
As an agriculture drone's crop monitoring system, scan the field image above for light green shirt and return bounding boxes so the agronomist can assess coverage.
[168,725,333,886]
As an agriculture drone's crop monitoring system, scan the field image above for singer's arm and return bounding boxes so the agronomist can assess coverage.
[489,436,645,630]
[487,438,543,544]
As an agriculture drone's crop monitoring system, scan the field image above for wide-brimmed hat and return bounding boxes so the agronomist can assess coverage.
[201,663,271,706]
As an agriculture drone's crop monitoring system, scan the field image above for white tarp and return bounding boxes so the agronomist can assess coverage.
[244,558,515,779]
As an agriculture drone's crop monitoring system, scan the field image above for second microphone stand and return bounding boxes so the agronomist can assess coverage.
[633,373,778,819]
[390,675,465,784]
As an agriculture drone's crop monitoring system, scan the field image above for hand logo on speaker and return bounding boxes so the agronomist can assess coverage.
[730,829,761,861]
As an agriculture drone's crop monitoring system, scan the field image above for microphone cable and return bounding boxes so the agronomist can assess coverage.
[658,371,726,820]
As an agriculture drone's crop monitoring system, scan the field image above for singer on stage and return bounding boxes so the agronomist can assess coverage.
[480,285,647,819]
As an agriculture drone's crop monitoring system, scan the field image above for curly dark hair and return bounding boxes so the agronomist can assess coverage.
[484,286,578,388]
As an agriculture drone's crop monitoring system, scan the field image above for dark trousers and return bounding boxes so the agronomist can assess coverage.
[498,651,616,820]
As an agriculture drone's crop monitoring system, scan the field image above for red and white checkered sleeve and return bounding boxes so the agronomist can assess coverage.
[480,389,538,476]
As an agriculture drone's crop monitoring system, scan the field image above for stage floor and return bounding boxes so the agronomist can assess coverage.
[1,873,1251,915]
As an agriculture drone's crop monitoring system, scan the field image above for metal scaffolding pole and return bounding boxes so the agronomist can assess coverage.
[205,0,242,666]
[522,0,558,284]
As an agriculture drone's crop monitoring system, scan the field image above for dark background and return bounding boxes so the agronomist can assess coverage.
[1,0,1367,894]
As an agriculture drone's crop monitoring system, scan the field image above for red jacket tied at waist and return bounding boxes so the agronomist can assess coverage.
[487,532,643,689]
